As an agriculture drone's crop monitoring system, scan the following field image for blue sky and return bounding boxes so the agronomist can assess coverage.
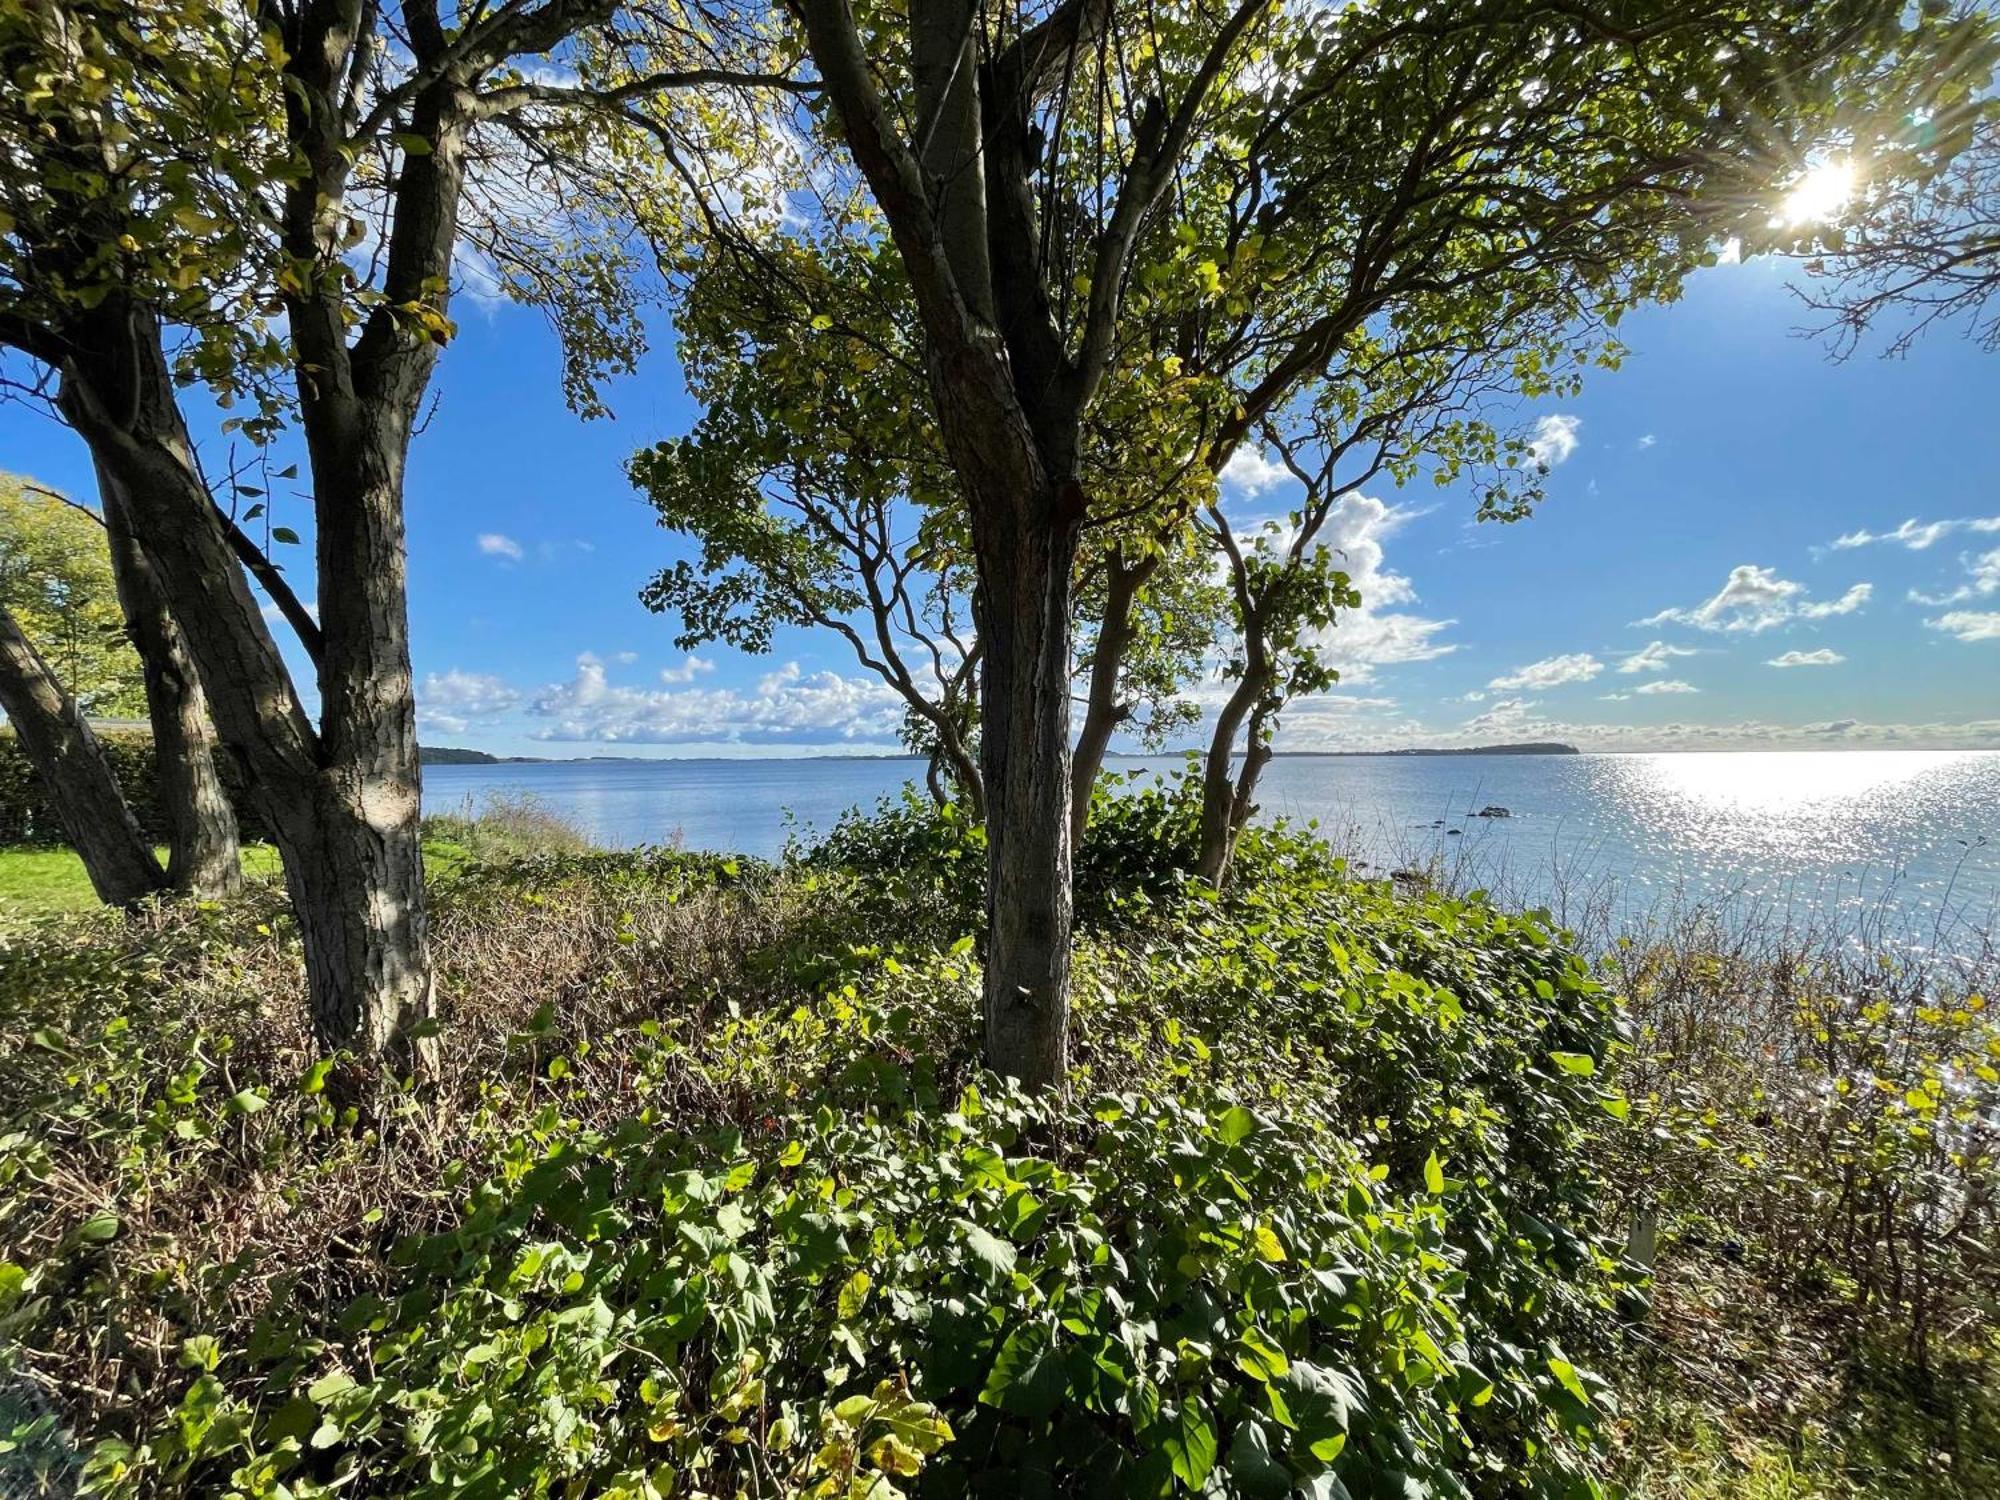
[5,251,1997,757]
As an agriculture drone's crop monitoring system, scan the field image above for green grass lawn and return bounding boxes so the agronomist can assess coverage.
[0,840,487,925]
[0,843,288,923]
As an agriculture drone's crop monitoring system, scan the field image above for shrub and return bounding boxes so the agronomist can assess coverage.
[0,729,272,846]
[0,827,1632,1498]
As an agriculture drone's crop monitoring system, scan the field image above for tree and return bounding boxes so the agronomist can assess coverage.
[0,471,240,899]
[0,0,786,1062]
[0,472,141,714]
[750,0,1981,1088]
[1793,113,2000,356]
[635,228,1222,820]
[0,599,162,904]
[636,231,987,810]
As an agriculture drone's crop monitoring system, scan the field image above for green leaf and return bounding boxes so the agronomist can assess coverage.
[1227,1418,1292,1499]
[1163,1397,1218,1488]
[1423,1151,1445,1194]
[77,1212,120,1244]
[1218,1105,1258,1145]
[979,1325,1064,1421]
[1548,1051,1596,1076]
[837,1269,871,1320]
[957,1218,1018,1280]
[1547,1355,1591,1405]
[270,526,301,545]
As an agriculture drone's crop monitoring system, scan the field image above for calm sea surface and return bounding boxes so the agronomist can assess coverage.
[425,751,2000,932]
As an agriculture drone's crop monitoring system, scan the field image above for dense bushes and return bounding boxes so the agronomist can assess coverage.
[0,729,271,846]
[0,814,1633,1498]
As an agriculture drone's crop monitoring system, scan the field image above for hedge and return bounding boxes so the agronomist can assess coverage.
[0,729,272,846]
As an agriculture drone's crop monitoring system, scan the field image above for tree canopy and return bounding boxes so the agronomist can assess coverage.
[0,472,141,715]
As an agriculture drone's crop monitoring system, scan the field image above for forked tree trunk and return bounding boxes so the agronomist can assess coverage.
[57,301,435,1066]
[97,465,242,899]
[0,604,165,907]
[1195,668,1269,888]
[975,496,1083,1091]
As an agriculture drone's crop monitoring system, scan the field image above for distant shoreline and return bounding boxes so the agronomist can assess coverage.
[419,740,1581,766]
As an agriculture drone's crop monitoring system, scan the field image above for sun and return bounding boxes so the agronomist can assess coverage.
[1778,159,1858,227]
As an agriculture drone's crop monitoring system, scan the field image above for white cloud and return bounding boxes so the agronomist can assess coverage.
[477,532,525,562]
[417,669,522,737]
[528,653,907,744]
[1528,414,1581,468]
[1767,648,1845,667]
[1488,652,1603,691]
[1257,495,1458,683]
[1927,610,2000,642]
[1618,640,1696,674]
[1830,515,2000,551]
[1636,433,1657,450]
[1638,565,1869,633]
[660,655,716,684]
[1911,546,2000,607]
[1219,448,1291,497]
[260,598,320,626]
[1634,678,1698,694]
[1796,582,1872,619]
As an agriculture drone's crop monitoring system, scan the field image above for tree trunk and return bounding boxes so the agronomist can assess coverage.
[0,604,165,907]
[56,300,435,1065]
[975,497,1083,1091]
[97,464,242,899]
[294,392,437,1062]
[1070,557,1146,848]
[1196,669,1267,888]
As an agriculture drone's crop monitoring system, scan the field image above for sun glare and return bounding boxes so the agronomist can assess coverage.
[1778,159,1857,226]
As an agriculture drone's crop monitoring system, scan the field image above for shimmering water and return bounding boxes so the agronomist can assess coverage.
[424,751,2000,931]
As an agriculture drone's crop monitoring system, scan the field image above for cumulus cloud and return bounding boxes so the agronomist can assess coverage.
[417,669,522,736]
[1218,448,1291,497]
[528,653,907,744]
[1527,414,1581,467]
[1618,640,1696,674]
[1488,652,1603,691]
[660,655,716,684]
[1633,678,1697,694]
[477,532,525,562]
[1638,565,1870,633]
[1251,495,1457,684]
[1830,515,2000,551]
[1768,649,1845,667]
[1927,610,2000,642]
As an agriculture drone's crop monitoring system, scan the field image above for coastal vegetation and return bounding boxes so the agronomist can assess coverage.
[2,0,1998,1495]
[2,788,1994,1497]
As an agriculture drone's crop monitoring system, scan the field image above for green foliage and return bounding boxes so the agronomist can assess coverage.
[0,474,144,716]
[0,729,270,847]
[0,818,1630,1498]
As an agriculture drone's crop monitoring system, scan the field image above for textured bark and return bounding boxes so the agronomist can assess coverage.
[974,491,1083,1090]
[1195,667,1268,889]
[0,604,165,906]
[97,464,242,899]
[56,299,435,1065]
[1070,557,1147,846]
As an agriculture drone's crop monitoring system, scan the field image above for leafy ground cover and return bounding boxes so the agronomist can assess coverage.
[0,785,1993,1498]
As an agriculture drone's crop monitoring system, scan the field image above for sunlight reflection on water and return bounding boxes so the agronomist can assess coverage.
[425,750,2000,934]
